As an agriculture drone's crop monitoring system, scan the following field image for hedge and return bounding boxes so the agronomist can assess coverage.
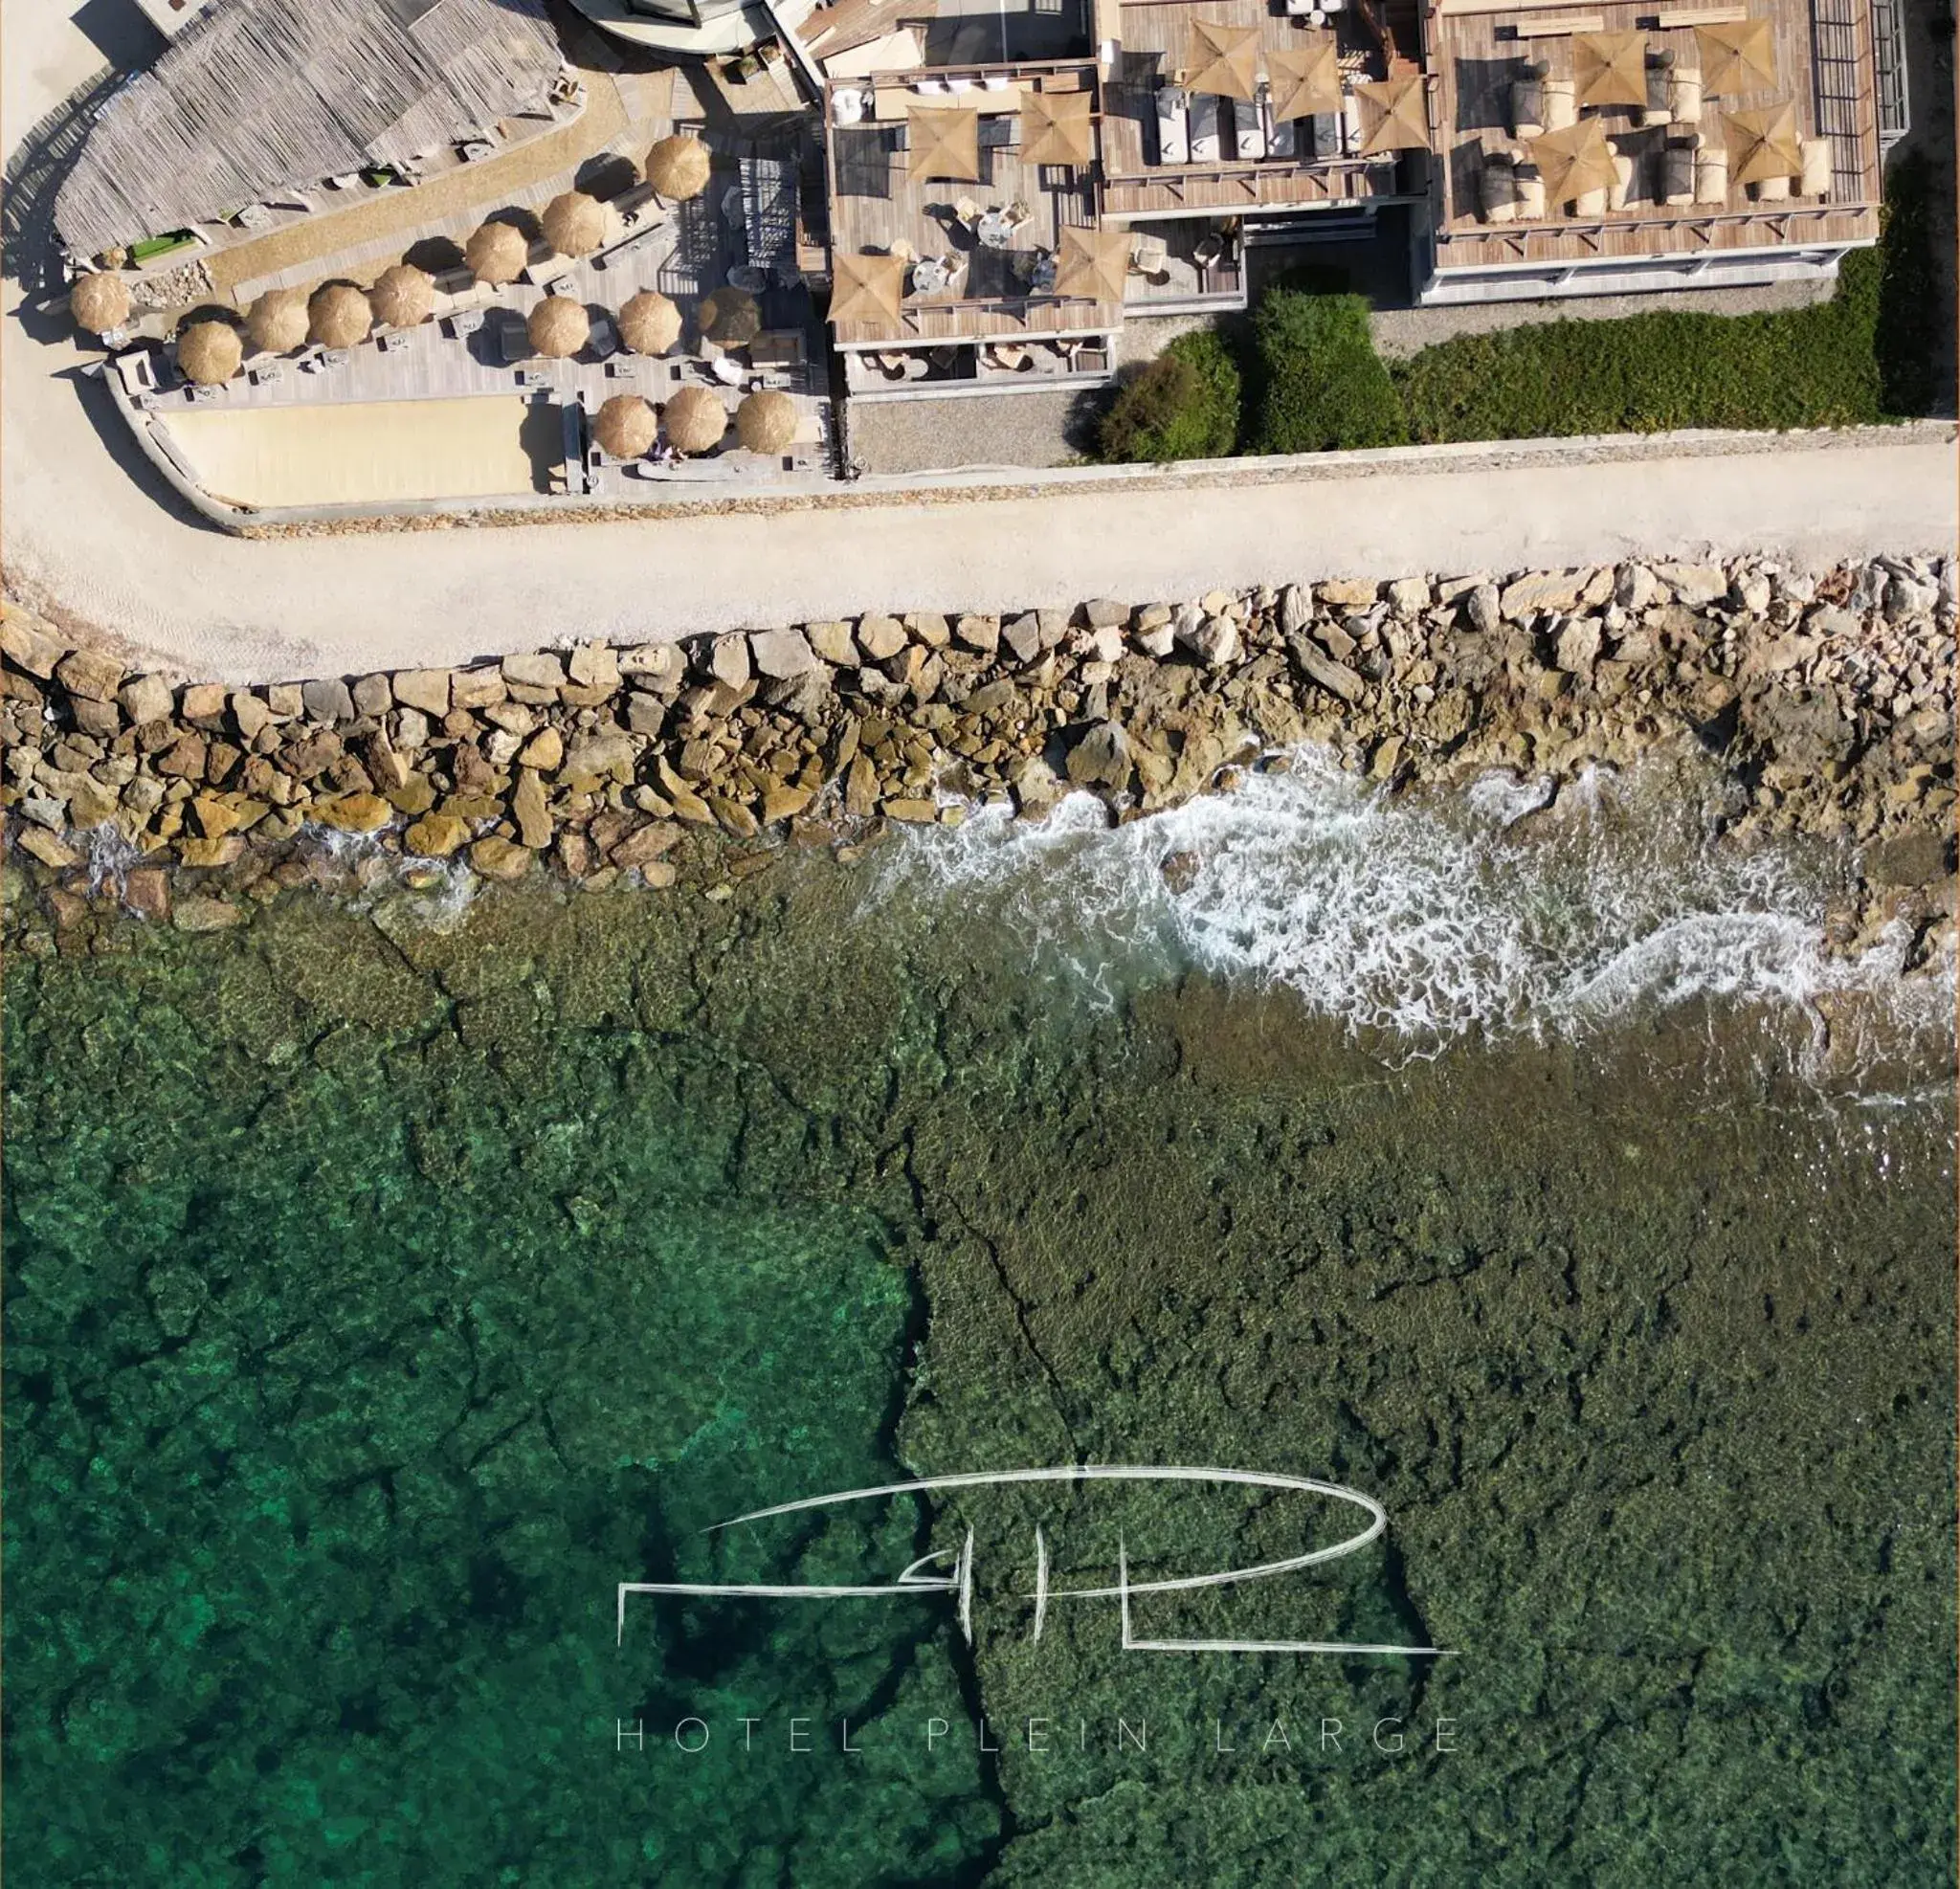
[1249,287,1409,454]
[1098,329,1242,462]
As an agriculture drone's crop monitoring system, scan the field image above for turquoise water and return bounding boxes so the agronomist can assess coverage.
[6,765,1953,1885]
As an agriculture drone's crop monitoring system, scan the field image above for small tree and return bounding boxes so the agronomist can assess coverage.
[1250,289,1408,455]
[1099,330,1241,462]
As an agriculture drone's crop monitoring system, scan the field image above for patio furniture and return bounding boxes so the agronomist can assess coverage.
[1660,138,1695,204]
[1607,150,1636,210]
[1543,78,1576,131]
[1670,65,1704,127]
[1798,136,1832,197]
[1155,86,1191,165]
[1189,93,1223,163]
[1233,97,1266,161]
[1641,52,1675,128]
[1510,69,1547,139]
[1479,152,1517,222]
[1129,232,1169,277]
[1694,139,1728,203]
[1519,167,1551,217]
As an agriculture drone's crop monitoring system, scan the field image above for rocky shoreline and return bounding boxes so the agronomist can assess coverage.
[5,554,1954,967]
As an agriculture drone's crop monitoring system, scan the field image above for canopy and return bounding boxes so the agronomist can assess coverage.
[1354,75,1430,154]
[1053,226,1130,302]
[1528,117,1620,202]
[308,281,372,348]
[736,389,797,454]
[906,104,982,182]
[593,393,657,458]
[1573,32,1649,109]
[369,262,434,328]
[1267,37,1343,122]
[1696,18,1777,95]
[1724,102,1802,186]
[646,133,712,201]
[177,319,242,386]
[526,295,589,358]
[662,386,726,455]
[699,286,762,347]
[245,286,309,352]
[464,218,529,286]
[70,271,130,335]
[618,289,682,355]
[542,190,607,258]
[1021,89,1095,167]
[1187,19,1260,102]
[831,251,905,327]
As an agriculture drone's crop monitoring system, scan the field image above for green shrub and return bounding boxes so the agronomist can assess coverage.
[1248,287,1408,454]
[1098,329,1241,462]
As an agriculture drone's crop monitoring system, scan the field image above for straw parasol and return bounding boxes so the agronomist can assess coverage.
[1022,90,1095,167]
[1267,36,1343,122]
[1696,18,1777,95]
[736,389,797,454]
[1186,19,1260,100]
[369,262,434,329]
[906,104,983,182]
[593,392,657,458]
[1354,75,1431,154]
[1529,118,1620,202]
[245,286,309,353]
[618,288,682,356]
[831,252,905,327]
[646,133,712,201]
[465,218,529,286]
[1053,227,1131,303]
[526,295,590,358]
[699,285,762,348]
[1724,101,1802,186]
[1573,31,1649,108]
[177,319,242,386]
[662,386,726,456]
[308,281,372,349]
[70,271,130,335]
[542,190,608,258]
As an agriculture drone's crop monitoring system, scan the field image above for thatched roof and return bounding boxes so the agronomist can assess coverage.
[543,190,607,258]
[736,390,797,454]
[647,134,713,201]
[1187,20,1260,101]
[699,286,762,347]
[369,262,434,329]
[527,295,589,358]
[907,105,983,182]
[245,286,309,352]
[465,218,530,286]
[309,281,372,349]
[1529,118,1620,202]
[1054,227,1130,303]
[1697,18,1777,95]
[56,0,563,259]
[618,289,682,355]
[1355,75,1430,154]
[830,252,905,328]
[1021,91,1095,168]
[594,393,657,458]
[662,387,726,456]
[1267,38,1342,122]
[178,319,242,385]
[69,272,130,335]
[1574,32,1649,109]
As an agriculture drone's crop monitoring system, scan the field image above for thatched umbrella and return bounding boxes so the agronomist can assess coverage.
[646,133,712,201]
[1696,18,1776,96]
[543,190,608,258]
[309,282,372,349]
[1054,227,1130,302]
[1529,118,1621,202]
[593,393,658,458]
[1187,19,1260,100]
[369,262,434,329]
[699,285,762,348]
[618,288,682,356]
[1021,90,1095,167]
[1724,101,1803,187]
[177,319,242,386]
[906,105,983,182]
[1354,75,1431,155]
[1574,31,1649,109]
[736,389,797,454]
[70,271,130,335]
[1267,37,1342,122]
[527,295,590,358]
[830,252,905,328]
[465,218,529,286]
[662,386,726,456]
[245,287,308,353]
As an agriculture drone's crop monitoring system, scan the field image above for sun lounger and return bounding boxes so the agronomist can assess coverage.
[1479,153,1517,222]
[1189,93,1223,163]
[1510,73,1546,139]
[1693,141,1727,203]
[1798,137,1832,197]
[1156,85,1190,164]
[1543,78,1576,130]
[1606,150,1635,210]
[1233,97,1266,160]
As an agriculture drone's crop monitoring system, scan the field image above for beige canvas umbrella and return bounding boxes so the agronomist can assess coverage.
[1186,19,1260,101]
[593,393,657,458]
[907,104,983,182]
[1724,102,1802,186]
[1267,37,1343,122]
[1053,227,1130,303]
[542,190,607,258]
[526,295,590,358]
[831,252,905,327]
[308,282,372,349]
[1354,75,1430,154]
[70,271,130,335]
[1573,32,1649,109]
[699,286,762,348]
[464,218,529,287]
[618,288,682,356]
[646,133,712,201]
[1022,90,1095,167]
[736,389,797,454]
[369,262,434,329]
[1529,117,1620,202]
[662,386,726,455]
[1696,18,1776,96]
[177,319,242,386]
[245,287,309,353]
